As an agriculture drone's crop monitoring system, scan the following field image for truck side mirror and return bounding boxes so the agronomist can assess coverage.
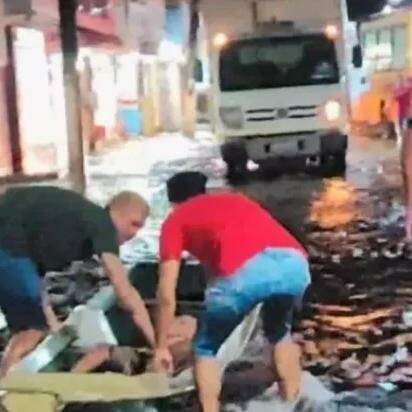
[352,45,363,69]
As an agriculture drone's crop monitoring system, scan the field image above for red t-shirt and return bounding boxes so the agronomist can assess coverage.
[160,192,307,277]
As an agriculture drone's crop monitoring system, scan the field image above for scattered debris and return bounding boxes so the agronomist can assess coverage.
[300,212,412,397]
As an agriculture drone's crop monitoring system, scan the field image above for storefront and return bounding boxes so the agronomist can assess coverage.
[12,26,59,176]
[0,0,197,179]
[354,8,412,127]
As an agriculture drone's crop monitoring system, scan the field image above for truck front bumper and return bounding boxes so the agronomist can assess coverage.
[232,130,347,161]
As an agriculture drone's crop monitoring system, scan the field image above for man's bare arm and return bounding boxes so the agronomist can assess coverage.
[101,253,155,347]
[402,126,412,207]
[72,345,111,373]
[41,285,61,332]
[156,260,181,350]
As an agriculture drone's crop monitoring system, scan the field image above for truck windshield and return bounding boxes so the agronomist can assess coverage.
[219,34,339,91]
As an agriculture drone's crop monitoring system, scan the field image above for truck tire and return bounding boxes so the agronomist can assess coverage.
[321,152,346,177]
[220,140,248,179]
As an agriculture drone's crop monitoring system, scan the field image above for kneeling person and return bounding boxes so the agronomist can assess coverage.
[0,186,154,375]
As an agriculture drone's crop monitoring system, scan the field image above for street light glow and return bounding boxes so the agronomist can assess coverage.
[324,24,339,40]
[213,33,229,48]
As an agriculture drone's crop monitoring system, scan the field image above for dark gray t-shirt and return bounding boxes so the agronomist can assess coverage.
[0,186,119,273]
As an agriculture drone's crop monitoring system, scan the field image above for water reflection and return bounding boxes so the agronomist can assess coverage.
[309,178,361,229]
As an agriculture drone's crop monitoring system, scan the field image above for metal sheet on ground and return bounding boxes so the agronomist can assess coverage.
[12,326,76,373]
[2,393,58,412]
[0,373,170,403]
[1,303,263,410]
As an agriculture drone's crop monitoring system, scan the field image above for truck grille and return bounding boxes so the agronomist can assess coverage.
[246,105,317,122]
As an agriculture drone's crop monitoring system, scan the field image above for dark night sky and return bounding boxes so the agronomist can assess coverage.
[347,0,412,20]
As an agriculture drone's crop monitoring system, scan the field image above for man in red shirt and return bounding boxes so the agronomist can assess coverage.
[154,172,310,412]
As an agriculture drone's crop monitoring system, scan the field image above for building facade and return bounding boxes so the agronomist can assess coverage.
[0,0,198,179]
[354,8,412,126]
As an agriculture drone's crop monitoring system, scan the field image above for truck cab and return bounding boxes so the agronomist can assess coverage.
[215,24,349,172]
[199,0,361,174]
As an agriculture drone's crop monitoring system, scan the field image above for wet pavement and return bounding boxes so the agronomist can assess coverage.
[213,135,411,410]
[68,132,412,411]
[222,135,412,411]
[3,131,412,411]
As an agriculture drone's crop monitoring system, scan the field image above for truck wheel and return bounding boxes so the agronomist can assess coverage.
[321,152,346,177]
[220,141,248,179]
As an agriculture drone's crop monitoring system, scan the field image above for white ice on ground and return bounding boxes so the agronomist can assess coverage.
[86,133,216,179]
[86,132,223,264]
[247,159,260,171]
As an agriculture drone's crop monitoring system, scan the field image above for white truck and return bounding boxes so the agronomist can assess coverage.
[199,0,362,174]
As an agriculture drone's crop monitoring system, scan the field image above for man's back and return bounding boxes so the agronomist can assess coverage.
[0,186,118,272]
[160,192,306,276]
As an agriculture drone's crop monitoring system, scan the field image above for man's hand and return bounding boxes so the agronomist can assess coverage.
[41,291,62,333]
[153,347,174,374]
[101,253,155,347]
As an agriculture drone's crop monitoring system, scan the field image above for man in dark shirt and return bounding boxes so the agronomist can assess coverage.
[0,186,155,375]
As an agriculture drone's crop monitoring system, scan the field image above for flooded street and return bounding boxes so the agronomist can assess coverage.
[223,134,412,411]
[68,132,412,411]
[2,1,410,410]
[235,134,401,239]
[165,133,412,411]
[4,133,412,411]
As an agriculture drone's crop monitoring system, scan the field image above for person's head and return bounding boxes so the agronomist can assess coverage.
[107,191,150,244]
[166,171,208,205]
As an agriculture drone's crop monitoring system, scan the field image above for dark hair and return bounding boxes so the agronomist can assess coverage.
[167,171,208,203]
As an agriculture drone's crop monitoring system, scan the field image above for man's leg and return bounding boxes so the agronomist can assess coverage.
[193,248,310,409]
[0,330,45,377]
[194,283,246,412]
[262,296,302,401]
[273,340,302,401]
[240,248,310,401]
[194,357,222,412]
[0,251,48,376]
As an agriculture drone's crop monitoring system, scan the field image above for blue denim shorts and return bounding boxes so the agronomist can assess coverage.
[0,249,47,332]
[194,248,311,358]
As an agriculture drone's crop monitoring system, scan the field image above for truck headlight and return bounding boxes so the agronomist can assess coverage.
[219,107,243,129]
[324,100,341,122]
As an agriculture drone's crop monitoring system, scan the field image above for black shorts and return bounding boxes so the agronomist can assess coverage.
[0,249,47,332]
